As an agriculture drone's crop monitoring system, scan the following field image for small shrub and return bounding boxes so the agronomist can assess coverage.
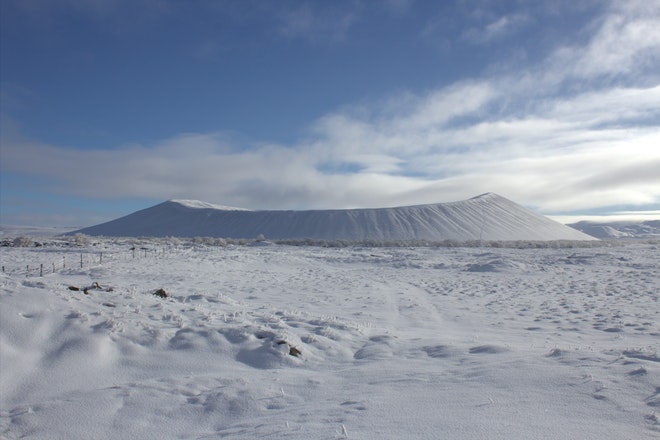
[73,233,91,246]
[13,236,33,247]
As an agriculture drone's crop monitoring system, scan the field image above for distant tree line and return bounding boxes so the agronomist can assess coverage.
[5,233,659,250]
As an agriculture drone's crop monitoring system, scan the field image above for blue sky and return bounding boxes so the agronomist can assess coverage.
[1,0,659,227]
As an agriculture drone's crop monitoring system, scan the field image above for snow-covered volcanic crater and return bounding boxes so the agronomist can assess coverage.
[72,193,596,241]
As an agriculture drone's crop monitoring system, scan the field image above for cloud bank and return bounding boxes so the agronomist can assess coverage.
[2,1,659,222]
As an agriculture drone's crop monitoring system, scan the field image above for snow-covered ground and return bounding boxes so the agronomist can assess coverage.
[1,239,658,439]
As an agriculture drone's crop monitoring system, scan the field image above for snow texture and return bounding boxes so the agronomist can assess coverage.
[570,220,660,239]
[72,193,596,241]
[1,238,658,439]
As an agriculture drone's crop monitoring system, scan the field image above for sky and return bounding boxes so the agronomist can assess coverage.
[1,0,659,228]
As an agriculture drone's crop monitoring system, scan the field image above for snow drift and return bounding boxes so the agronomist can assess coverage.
[72,193,596,241]
[2,241,658,439]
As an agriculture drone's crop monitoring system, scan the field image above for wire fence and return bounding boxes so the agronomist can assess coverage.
[3,233,643,279]
[1,246,175,278]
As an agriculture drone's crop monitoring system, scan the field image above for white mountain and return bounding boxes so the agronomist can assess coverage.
[71,193,596,241]
[568,220,660,239]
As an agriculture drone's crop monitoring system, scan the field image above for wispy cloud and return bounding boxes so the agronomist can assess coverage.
[276,2,360,44]
[547,2,660,80]
[462,13,531,44]
[2,1,659,220]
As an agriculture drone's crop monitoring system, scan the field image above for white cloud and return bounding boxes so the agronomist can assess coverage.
[2,0,659,219]
[5,78,657,215]
[462,13,531,44]
[547,2,660,80]
[396,81,498,130]
[545,85,660,125]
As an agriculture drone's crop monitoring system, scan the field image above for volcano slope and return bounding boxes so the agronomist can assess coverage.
[73,193,596,241]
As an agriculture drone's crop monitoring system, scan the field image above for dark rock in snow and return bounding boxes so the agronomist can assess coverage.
[153,288,168,298]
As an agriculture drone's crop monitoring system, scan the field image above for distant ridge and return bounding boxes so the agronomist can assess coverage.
[71,193,597,241]
[569,220,660,239]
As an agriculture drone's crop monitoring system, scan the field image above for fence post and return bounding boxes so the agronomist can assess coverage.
[40,264,43,277]
[80,253,83,269]
[26,265,29,277]
[53,262,55,273]
[63,256,66,269]
[100,252,103,264]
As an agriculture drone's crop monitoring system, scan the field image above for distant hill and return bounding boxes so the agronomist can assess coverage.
[568,220,660,239]
[0,225,78,238]
[70,193,596,242]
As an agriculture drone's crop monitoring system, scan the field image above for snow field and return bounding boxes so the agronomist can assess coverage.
[1,241,659,439]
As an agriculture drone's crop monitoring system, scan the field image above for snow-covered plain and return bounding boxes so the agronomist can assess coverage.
[1,239,659,439]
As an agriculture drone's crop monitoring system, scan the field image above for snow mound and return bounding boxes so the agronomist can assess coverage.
[466,257,529,273]
[71,193,597,241]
